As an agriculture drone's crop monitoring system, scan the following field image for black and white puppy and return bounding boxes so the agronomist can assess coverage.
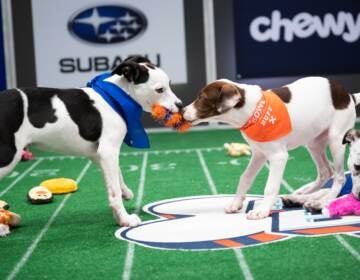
[0,56,181,227]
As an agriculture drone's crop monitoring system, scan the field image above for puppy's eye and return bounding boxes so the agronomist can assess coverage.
[155,88,164,94]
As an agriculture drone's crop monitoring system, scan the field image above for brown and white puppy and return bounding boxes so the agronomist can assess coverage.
[183,77,360,219]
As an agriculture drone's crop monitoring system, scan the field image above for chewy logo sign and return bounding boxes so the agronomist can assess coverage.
[249,10,360,43]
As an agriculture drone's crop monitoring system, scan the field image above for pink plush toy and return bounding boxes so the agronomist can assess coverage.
[21,150,33,161]
[324,193,360,217]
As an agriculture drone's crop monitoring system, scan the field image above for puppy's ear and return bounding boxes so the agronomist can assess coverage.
[217,84,244,113]
[123,55,151,64]
[343,129,358,144]
[112,61,149,84]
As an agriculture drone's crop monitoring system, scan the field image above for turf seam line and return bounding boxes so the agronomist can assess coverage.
[195,149,254,280]
[0,158,44,197]
[265,162,295,193]
[335,235,360,262]
[122,152,148,280]
[6,160,92,280]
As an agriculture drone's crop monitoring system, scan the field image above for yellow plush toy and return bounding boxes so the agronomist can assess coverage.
[40,178,78,194]
[224,143,251,157]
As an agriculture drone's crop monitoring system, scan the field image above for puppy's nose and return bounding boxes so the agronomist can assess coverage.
[354,164,360,171]
[175,101,183,110]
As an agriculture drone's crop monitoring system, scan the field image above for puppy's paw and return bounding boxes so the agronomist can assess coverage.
[225,200,243,214]
[122,189,134,200]
[281,195,304,208]
[120,214,141,227]
[246,207,270,220]
[304,199,323,212]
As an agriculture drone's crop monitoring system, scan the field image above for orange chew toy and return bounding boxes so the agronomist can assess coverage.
[151,104,191,132]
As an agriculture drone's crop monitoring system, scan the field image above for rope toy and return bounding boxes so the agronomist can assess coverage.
[151,104,191,132]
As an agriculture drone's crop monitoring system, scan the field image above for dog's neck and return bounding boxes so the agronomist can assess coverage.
[218,84,263,128]
[104,75,134,98]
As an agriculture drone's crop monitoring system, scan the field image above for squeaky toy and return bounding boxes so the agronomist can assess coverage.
[28,186,53,204]
[224,143,251,157]
[151,104,191,132]
[0,201,21,237]
[40,178,78,194]
[323,193,360,217]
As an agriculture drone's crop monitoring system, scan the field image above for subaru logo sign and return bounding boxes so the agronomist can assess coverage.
[68,5,147,44]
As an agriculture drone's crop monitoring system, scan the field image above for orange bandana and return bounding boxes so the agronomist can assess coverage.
[240,91,292,142]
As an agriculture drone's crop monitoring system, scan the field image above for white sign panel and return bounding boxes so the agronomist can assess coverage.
[31,0,187,87]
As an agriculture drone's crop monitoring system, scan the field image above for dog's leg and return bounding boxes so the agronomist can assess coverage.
[294,142,332,195]
[247,151,288,220]
[225,151,266,213]
[305,136,346,211]
[282,132,333,207]
[282,189,330,207]
[118,167,134,200]
[0,146,23,182]
[95,145,141,227]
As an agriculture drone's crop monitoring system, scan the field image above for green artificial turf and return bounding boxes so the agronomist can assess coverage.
[0,128,359,280]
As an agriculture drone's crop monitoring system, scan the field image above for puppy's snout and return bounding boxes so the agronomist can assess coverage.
[175,101,183,110]
[354,164,360,171]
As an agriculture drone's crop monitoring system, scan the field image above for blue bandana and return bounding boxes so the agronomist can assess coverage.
[87,72,150,149]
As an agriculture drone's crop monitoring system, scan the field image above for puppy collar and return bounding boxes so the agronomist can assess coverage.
[87,72,150,149]
[240,91,292,142]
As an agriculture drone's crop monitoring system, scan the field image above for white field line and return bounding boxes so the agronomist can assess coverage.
[35,147,224,160]
[195,149,254,280]
[335,235,360,262]
[265,162,295,193]
[196,149,218,195]
[122,152,148,280]
[6,160,92,280]
[0,158,44,197]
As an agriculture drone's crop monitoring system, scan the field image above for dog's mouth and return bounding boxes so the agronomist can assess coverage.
[190,119,201,125]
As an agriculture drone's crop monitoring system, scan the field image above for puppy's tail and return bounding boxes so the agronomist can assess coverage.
[352,92,360,106]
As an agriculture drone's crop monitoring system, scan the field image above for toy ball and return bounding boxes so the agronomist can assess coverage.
[151,104,191,132]
[40,178,78,194]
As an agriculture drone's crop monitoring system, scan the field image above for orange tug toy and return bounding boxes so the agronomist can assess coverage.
[151,104,191,132]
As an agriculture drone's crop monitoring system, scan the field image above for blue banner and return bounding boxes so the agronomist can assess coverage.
[0,1,6,90]
[233,0,360,78]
